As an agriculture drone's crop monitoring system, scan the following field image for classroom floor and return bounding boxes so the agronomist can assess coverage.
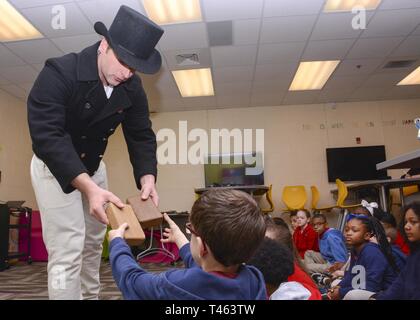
[0,260,182,300]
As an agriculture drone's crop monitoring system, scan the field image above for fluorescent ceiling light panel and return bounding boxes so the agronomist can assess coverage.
[142,0,202,25]
[397,67,420,86]
[0,0,43,42]
[324,0,382,12]
[289,60,340,91]
[172,68,215,97]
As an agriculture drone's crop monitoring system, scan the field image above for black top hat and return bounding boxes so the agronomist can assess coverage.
[94,5,164,74]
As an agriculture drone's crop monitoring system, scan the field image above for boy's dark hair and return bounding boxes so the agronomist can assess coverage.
[264,216,309,274]
[401,202,420,250]
[248,237,294,287]
[290,211,298,217]
[312,213,327,223]
[190,189,266,266]
[375,211,397,228]
[385,227,398,244]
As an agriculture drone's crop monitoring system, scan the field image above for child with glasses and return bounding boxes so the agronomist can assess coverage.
[108,189,267,300]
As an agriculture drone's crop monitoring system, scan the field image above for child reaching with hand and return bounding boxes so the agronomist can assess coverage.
[108,189,267,300]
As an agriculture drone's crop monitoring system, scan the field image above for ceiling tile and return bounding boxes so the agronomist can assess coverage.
[211,45,257,67]
[317,88,357,103]
[0,45,26,68]
[159,23,208,51]
[5,39,64,64]
[213,66,255,83]
[9,0,73,8]
[260,15,317,43]
[254,63,297,83]
[334,58,385,76]
[323,74,368,91]
[302,39,355,60]
[250,93,285,107]
[349,86,387,100]
[0,74,11,86]
[0,84,27,100]
[257,42,306,64]
[31,63,45,72]
[311,12,374,41]
[363,72,414,87]
[282,91,321,105]
[382,85,420,99]
[252,81,291,95]
[77,0,145,27]
[361,8,420,38]
[163,48,212,70]
[389,36,420,57]
[217,95,250,108]
[0,65,39,84]
[51,34,101,54]
[234,19,260,45]
[148,98,185,112]
[182,96,217,109]
[21,3,93,38]
[202,0,264,22]
[214,82,252,95]
[379,0,420,10]
[413,24,420,35]
[263,0,325,17]
[18,82,35,94]
[346,37,405,59]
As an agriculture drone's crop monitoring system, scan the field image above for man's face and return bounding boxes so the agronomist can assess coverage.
[98,40,134,86]
[312,218,327,234]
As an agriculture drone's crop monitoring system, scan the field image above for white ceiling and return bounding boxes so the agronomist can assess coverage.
[1,0,420,112]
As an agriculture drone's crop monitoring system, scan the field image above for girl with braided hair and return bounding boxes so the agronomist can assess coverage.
[328,215,399,300]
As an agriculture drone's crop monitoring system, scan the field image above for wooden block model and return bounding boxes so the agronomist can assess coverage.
[105,203,145,246]
[126,196,163,229]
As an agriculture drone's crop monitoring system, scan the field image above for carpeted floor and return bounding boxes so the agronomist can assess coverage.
[0,260,183,300]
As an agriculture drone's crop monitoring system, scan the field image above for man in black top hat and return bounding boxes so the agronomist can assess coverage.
[27,6,163,299]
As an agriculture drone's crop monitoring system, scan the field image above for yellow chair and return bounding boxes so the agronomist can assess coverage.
[403,185,419,197]
[261,184,274,215]
[310,185,338,212]
[281,186,307,211]
[335,179,362,210]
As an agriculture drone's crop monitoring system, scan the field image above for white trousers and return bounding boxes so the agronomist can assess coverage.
[30,155,107,300]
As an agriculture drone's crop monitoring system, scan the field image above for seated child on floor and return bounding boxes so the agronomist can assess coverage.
[248,237,311,300]
[108,189,267,300]
[289,210,298,232]
[327,215,400,300]
[265,217,322,300]
[372,202,420,300]
[304,213,348,274]
[293,209,319,259]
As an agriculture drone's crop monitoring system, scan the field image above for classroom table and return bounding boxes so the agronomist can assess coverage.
[331,177,420,212]
[376,149,420,170]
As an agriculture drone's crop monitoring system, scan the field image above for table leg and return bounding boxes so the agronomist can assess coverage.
[399,188,405,209]
[379,186,388,212]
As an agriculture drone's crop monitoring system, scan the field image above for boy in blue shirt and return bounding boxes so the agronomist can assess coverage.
[108,189,267,300]
[304,213,348,274]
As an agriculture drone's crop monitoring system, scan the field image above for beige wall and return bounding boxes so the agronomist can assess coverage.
[1,89,419,225]
[0,90,36,208]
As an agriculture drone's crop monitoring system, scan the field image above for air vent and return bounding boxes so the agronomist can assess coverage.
[175,53,200,66]
[207,21,233,47]
[383,60,416,69]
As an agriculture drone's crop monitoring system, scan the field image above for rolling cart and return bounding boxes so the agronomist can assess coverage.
[0,202,32,271]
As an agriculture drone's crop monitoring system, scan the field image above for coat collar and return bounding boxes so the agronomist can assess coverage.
[76,41,140,91]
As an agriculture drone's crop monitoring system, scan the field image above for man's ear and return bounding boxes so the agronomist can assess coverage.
[98,38,109,53]
[197,237,208,258]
